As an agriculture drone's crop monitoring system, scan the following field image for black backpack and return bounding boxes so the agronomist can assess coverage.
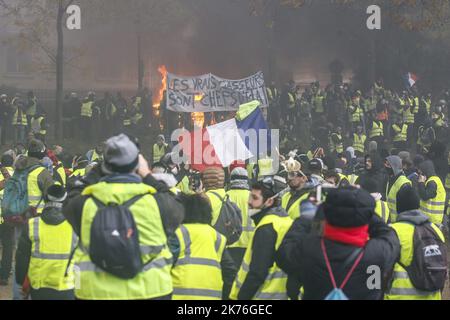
[401,223,448,292]
[89,194,146,279]
[209,191,243,246]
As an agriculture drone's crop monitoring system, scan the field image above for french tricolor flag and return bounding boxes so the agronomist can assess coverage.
[404,72,418,88]
[179,101,270,171]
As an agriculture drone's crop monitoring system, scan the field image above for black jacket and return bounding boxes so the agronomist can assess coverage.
[15,204,69,286]
[276,214,400,300]
[356,153,387,198]
[418,160,439,201]
[234,206,289,300]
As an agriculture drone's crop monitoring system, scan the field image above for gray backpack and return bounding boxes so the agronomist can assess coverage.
[209,191,243,245]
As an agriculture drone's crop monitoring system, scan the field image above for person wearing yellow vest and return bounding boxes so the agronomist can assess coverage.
[276,187,400,300]
[63,134,184,300]
[385,188,445,300]
[69,155,89,179]
[15,185,77,300]
[421,94,432,116]
[86,144,103,164]
[417,120,436,154]
[12,100,28,144]
[368,118,384,147]
[14,140,54,216]
[329,127,344,155]
[170,193,237,300]
[153,134,169,164]
[0,153,15,285]
[417,161,446,226]
[281,158,309,220]
[359,177,390,224]
[352,126,366,157]
[30,111,47,143]
[226,167,254,268]
[80,93,95,141]
[202,167,227,226]
[392,118,408,151]
[230,176,292,300]
[385,155,412,223]
[26,91,38,131]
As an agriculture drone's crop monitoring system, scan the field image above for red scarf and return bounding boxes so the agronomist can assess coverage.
[323,222,369,247]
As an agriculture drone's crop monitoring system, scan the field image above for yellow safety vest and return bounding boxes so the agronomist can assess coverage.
[423,99,431,115]
[353,134,366,154]
[230,213,293,300]
[54,162,66,186]
[445,158,450,190]
[314,95,324,113]
[89,150,101,163]
[435,113,445,127]
[329,133,344,154]
[370,121,384,138]
[227,189,254,249]
[281,191,309,220]
[393,124,408,142]
[153,143,167,164]
[347,174,359,185]
[27,97,37,116]
[80,101,93,118]
[74,182,172,300]
[28,167,46,214]
[172,224,226,300]
[419,176,446,225]
[287,93,296,109]
[258,158,274,178]
[385,222,443,300]
[349,106,362,123]
[70,168,86,178]
[387,175,411,223]
[374,200,390,223]
[338,173,350,186]
[176,175,192,194]
[403,107,415,124]
[31,116,46,135]
[123,117,131,126]
[206,189,227,226]
[12,108,27,126]
[28,216,78,291]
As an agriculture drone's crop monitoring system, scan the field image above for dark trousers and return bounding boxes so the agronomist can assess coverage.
[30,287,75,300]
[0,223,15,280]
[228,247,246,269]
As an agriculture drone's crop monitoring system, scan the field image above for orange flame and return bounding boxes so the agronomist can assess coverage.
[191,94,205,128]
[153,65,168,110]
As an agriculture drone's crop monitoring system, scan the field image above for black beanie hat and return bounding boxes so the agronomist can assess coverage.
[323,187,375,228]
[396,186,420,214]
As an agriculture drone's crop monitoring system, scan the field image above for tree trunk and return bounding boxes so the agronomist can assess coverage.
[137,31,144,92]
[55,1,64,141]
[367,32,376,89]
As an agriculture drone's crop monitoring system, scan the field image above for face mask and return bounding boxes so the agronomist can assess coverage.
[171,166,179,176]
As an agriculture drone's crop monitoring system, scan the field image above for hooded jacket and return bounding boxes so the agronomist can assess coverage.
[276,213,400,300]
[356,152,387,197]
[14,156,54,198]
[385,155,409,192]
[15,203,69,287]
[417,160,439,201]
[233,206,289,300]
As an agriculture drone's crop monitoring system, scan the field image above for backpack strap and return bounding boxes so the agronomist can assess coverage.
[321,238,365,290]
[91,193,147,208]
[209,191,226,203]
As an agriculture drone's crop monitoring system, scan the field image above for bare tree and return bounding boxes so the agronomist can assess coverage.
[0,0,81,140]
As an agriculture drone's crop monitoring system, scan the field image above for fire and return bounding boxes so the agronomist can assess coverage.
[192,93,205,128]
[153,65,168,111]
